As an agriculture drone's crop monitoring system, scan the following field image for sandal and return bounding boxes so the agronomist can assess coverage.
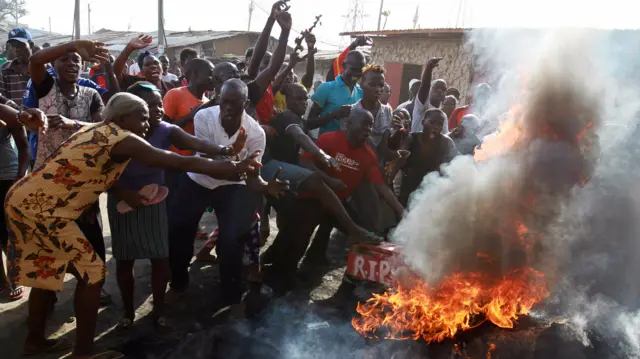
[9,286,25,301]
[22,337,73,356]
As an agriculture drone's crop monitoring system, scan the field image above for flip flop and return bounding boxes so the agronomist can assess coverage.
[22,338,73,356]
[9,286,25,301]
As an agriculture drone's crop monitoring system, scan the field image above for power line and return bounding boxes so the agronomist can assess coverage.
[251,1,342,49]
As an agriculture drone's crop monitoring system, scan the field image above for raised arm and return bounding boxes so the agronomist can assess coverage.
[102,59,120,102]
[112,134,260,181]
[300,33,316,90]
[248,1,287,78]
[29,40,109,85]
[327,36,371,81]
[113,35,152,82]
[272,52,302,94]
[416,57,442,105]
[253,11,292,95]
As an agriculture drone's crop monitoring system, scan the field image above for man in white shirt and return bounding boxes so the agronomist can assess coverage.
[167,79,288,306]
[159,55,179,83]
[127,59,140,76]
[411,57,449,134]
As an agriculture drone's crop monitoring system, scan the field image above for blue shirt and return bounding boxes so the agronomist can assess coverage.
[23,67,107,160]
[311,74,363,135]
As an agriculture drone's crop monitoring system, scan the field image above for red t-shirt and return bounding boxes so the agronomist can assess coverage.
[255,84,275,125]
[449,105,472,130]
[300,130,383,199]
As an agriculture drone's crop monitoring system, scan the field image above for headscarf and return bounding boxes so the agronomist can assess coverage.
[103,92,148,121]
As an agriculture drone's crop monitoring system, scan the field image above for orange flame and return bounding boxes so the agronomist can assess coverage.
[352,268,548,343]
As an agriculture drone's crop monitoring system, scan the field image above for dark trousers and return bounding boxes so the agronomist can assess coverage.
[268,198,350,274]
[168,174,261,305]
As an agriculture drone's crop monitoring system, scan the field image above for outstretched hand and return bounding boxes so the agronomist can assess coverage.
[75,40,110,63]
[18,109,48,134]
[426,57,444,70]
[128,34,153,50]
[271,0,291,18]
[352,35,373,48]
[276,10,292,31]
[236,150,263,178]
[230,127,248,155]
[266,168,290,198]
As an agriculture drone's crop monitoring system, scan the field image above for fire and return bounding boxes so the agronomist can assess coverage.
[352,267,548,343]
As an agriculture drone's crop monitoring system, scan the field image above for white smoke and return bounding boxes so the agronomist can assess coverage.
[392,28,640,354]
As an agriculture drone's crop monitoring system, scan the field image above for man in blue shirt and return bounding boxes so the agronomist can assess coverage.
[23,67,107,164]
[306,50,366,135]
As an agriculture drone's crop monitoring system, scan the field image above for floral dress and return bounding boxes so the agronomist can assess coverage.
[4,122,131,291]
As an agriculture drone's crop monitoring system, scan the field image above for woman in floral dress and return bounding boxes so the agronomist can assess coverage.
[5,93,261,359]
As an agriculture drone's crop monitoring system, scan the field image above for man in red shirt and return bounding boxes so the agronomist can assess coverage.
[265,108,404,291]
[449,83,492,130]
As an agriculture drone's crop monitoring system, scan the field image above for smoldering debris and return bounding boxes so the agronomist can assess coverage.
[392,28,640,354]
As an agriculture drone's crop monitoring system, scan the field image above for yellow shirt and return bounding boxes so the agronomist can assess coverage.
[274,85,310,111]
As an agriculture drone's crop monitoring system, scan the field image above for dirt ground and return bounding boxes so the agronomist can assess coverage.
[0,195,356,359]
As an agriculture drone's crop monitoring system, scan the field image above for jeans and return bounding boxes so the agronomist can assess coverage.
[167,174,261,305]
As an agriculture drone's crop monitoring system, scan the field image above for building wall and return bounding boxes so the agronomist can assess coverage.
[370,36,474,106]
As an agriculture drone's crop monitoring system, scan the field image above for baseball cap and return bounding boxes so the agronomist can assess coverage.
[8,27,32,44]
[409,78,420,90]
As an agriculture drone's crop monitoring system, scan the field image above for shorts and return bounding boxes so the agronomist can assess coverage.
[260,160,313,193]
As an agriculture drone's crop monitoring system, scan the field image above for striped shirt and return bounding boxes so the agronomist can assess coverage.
[0,60,30,107]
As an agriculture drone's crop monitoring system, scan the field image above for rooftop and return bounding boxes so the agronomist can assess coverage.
[0,27,289,53]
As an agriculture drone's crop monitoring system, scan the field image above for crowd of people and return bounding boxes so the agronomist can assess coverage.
[0,2,497,358]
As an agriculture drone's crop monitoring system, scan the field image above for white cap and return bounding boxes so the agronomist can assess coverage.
[409,79,419,90]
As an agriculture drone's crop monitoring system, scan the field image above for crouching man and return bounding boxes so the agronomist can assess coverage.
[266,108,404,292]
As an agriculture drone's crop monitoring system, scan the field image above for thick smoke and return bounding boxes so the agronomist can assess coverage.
[392,28,640,355]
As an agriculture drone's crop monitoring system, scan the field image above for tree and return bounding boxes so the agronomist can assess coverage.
[0,0,28,25]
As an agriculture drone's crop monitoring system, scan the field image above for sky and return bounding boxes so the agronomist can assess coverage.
[19,0,640,51]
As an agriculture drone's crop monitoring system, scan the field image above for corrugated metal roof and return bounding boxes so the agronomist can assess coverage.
[0,27,269,50]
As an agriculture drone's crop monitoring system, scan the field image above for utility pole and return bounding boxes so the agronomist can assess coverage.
[74,0,81,39]
[88,3,91,35]
[376,0,384,31]
[158,0,166,54]
[351,0,359,32]
[48,17,52,34]
[412,5,419,29]
[248,0,255,31]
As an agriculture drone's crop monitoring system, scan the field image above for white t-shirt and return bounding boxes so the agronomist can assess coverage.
[302,99,319,140]
[411,96,449,134]
[128,63,140,76]
[162,73,179,82]
[188,106,266,190]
